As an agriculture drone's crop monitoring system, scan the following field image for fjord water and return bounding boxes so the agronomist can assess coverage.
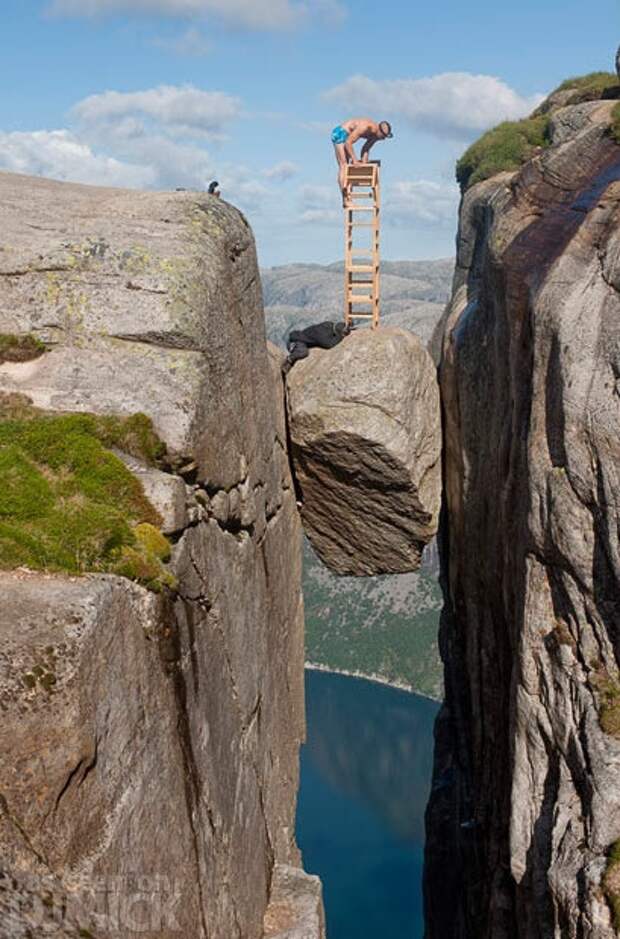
[297,669,439,939]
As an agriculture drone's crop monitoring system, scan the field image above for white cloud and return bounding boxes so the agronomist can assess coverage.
[48,0,346,30]
[0,129,156,188]
[300,183,333,208]
[0,82,284,211]
[296,178,457,227]
[298,120,333,135]
[151,26,212,56]
[385,179,459,227]
[230,180,270,211]
[262,160,298,181]
[0,125,274,214]
[323,72,545,139]
[105,133,216,188]
[300,208,339,224]
[72,84,241,139]
[298,184,339,224]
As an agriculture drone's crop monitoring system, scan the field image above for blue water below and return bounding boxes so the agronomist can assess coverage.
[297,669,440,939]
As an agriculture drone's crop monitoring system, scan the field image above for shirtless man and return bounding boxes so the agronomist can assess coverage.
[331,118,393,203]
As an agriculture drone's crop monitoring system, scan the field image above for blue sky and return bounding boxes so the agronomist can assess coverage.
[1,1,618,266]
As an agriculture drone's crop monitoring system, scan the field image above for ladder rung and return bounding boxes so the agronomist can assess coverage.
[346,205,377,211]
[347,264,376,272]
[346,313,375,319]
[348,295,374,303]
[347,247,373,254]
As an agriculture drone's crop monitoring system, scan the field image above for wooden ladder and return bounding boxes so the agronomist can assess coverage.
[344,161,380,329]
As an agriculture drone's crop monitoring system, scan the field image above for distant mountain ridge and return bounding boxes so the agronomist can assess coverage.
[262,257,454,347]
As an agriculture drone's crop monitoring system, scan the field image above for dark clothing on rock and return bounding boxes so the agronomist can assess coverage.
[283,321,350,374]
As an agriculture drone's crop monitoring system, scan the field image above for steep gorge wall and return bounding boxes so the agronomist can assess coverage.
[425,100,620,937]
[0,174,322,938]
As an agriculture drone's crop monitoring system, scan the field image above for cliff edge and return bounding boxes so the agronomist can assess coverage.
[0,173,322,939]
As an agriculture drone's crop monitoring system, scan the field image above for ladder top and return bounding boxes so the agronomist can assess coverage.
[345,164,380,183]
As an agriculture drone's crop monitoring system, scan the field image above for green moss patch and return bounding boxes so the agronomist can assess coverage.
[610,102,620,144]
[0,399,175,591]
[554,71,619,103]
[456,114,551,192]
[553,618,576,650]
[457,71,620,193]
[592,668,620,738]
[0,395,166,465]
[0,334,46,365]
[604,840,620,931]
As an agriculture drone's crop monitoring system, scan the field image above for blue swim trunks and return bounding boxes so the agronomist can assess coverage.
[331,125,349,145]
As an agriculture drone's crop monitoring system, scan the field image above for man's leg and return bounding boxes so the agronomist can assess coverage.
[333,143,348,203]
[282,341,309,375]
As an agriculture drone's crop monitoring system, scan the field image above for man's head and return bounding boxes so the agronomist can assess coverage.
[378,121,393,139]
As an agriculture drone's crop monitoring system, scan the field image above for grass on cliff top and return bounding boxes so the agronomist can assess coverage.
[0,396,175,591]
[554,71,619,103]
[456,71,620,192]
[456,114,551,192]
[0,334,46,365]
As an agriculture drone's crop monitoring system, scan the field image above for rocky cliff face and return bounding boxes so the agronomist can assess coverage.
[0,173,322,938]
[425,100,620,936]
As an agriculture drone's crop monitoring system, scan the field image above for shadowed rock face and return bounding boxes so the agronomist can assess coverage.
[0,173,322,939]
[425,100,620,938]
[285,326,442,576]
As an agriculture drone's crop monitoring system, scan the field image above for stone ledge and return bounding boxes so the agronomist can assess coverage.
[263,865,325,939]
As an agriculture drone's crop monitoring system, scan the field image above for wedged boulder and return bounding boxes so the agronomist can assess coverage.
[285,325,441,575]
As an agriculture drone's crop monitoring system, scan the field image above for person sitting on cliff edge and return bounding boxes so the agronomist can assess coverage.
[331,118,393,205]
[282,320,353,375]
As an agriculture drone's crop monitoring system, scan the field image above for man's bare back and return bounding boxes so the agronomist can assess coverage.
[331,117,393,202]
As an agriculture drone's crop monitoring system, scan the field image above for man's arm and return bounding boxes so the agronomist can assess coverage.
[360,136,376,163]
[345,128,365,164]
